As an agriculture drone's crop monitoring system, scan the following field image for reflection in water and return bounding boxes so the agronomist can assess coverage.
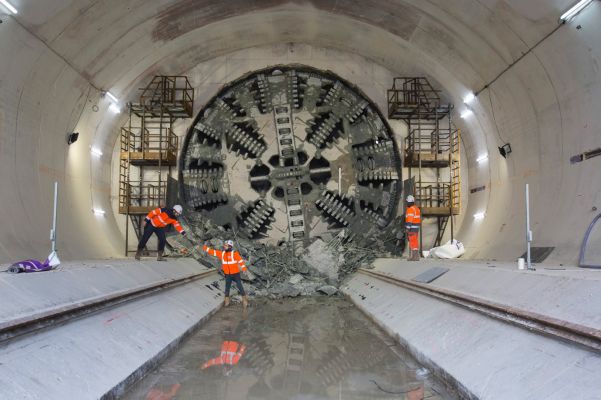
[123,298,456,400]
[201,340,246,376]
[145,383,180,400]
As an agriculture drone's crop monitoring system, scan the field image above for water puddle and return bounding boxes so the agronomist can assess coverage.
[123,297,456,399]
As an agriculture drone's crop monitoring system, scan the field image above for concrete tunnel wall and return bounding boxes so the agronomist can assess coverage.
[0,0,600,265]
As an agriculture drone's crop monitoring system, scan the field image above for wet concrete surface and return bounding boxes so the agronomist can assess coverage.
[122,297,456,399]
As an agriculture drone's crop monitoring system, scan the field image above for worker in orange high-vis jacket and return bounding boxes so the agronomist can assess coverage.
[203,240,249,308]
[135,205,186,262]
[405,195,421,261]
[201,340,246,371]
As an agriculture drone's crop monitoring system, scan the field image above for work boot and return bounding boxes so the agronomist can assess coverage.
[242,296,249,308]
[224,296,230,307]
[135,249,142,261]
[412,250,421,261]
[157,250,166,261]
[407,250,415,261]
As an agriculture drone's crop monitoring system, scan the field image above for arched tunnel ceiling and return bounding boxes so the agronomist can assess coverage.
[14,0,578,174]
[16,0,569,93]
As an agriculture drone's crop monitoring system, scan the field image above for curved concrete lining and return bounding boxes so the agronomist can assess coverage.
[0,1,600,265]
[0,260,224,400]
[342,261,601,399]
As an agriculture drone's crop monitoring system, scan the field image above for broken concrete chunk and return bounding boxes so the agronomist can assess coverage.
[241,270,257,282]
[317,285,338,296]
[289,274,304,284]
[251,265,269,278]
[302,239,339,283]
[209,238,224,248]
[291,260,310,274]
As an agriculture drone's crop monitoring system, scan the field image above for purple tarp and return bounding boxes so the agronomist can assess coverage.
[8,252,60,273]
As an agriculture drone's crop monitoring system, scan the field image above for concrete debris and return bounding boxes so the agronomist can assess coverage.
[302,239,339,284]
[317,285,338,296]
[168,216,379,299]
[209,238,224,248]
[241,270,257,282]
[290,260,310,274]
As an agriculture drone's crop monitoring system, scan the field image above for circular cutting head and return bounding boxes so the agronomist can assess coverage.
[180,65,401,248]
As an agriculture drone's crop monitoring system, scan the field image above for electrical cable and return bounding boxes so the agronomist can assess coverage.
[487,89,507,144]
[369,379,421,395]
[475,24,563,97]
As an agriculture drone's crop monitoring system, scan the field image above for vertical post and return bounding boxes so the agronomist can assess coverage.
[50,182,58,253]
[525,183,533,270]
[449,184,454,241]
[125,104,132,256]
[418,112,423,254]
[338,167,342,193]
[125,213,129,256]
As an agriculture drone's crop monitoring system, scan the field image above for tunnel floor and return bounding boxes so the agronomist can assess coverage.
[122,297,455,399]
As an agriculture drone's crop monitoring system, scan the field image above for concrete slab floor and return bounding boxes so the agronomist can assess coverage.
[122,297,456,399]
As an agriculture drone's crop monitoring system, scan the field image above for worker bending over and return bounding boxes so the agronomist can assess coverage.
[405,195,421,261]
[136,205,186,261]
[203,240,250,308]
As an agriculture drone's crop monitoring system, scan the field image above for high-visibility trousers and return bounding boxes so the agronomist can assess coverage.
[407,232,419,251]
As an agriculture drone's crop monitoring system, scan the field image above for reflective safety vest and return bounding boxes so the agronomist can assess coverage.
[405,205,421,232]
[203,245,247,275]
[146,208,184,234]
[201,341,246,369]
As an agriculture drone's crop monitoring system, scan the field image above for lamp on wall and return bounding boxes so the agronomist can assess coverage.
[104,91,121,114]
[460,109,473,119]
[463,92,476,104]
[66,132,79,145]
[560,0,594,22]
[0,0,17,14]
[90,147,103,157]
[499,143,512,158]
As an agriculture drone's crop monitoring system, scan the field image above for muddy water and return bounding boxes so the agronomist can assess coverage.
[122,297,456,399]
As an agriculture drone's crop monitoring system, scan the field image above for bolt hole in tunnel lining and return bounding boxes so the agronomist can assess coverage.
[179,65,402,249]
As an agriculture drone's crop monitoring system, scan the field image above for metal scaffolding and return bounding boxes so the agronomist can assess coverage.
[388,77,461,248]
[118,76,194,255]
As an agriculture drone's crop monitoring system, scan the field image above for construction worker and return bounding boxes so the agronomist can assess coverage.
[135,205,186,261]
[202,240,249,308]
[201,340,246,372]
[405,195,421,261]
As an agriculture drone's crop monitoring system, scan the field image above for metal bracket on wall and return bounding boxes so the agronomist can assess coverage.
[579,213,601,269]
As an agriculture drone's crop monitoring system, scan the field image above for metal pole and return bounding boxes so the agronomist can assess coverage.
[50,182,58,253]
[449,184,454,241]
[338,167,342,193]
[526,183,534,270]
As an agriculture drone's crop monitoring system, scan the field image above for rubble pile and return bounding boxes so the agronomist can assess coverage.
[167,219,380,299]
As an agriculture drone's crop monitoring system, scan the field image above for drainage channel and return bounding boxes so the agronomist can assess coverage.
[0,269,218,343]
[122,297,458,400]
[357,268,601,353]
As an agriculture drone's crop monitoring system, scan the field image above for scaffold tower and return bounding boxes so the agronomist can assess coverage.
[118,76,194,255]
[388,77,461,248]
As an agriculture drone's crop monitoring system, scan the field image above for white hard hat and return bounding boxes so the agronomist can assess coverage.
[225,240,234,246]
[406,195,415,203]
[173,205,183,214]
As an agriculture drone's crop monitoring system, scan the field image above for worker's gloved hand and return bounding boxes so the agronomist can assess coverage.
[181,231,186,236]
[145,217,150,223]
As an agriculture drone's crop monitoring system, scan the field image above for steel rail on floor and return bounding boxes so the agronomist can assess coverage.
[0,269,217,343]
[358,268,601,352]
